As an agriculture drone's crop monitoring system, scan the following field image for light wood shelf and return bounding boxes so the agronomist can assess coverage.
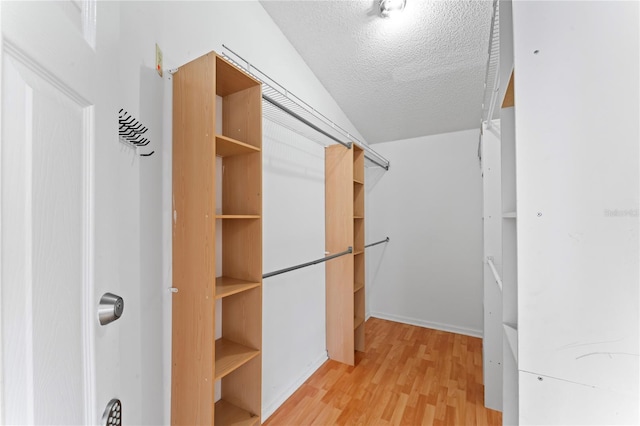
[216,276,261,300]
[353,178,364,185]
[215,215,261,220]
[354,216,364,219]
[354,282,364,293]
[502,70,515,108]
[214,400,259,426]
[353,250,364,256]
[354,317,365,330]
[503,323,518,363]
[214,338,260,381]
[216,134,261,158]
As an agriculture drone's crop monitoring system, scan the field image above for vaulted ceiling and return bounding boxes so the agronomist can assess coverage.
[260,0,492,144]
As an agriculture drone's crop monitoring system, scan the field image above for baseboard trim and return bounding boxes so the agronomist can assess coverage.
[370,312,483,338]
[262,351,329,421]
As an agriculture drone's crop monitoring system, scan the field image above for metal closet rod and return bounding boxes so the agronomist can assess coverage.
[263,94,389,170]
[221,45,390,170]
[263,246,353,279]
[262,94,351,149]
[365,237,390,248]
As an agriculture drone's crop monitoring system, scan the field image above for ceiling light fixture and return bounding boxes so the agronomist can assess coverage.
[379,0,406,18]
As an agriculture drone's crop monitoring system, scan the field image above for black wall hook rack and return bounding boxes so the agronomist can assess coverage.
[118,109,154,157]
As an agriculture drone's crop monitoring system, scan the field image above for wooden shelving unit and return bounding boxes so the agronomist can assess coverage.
[325,144,366,366]
[172,51,262,425]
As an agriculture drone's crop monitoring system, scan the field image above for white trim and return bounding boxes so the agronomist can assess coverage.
[370,312,483,338]
[23,84,34,426]
[2,40,90,107]
[0,3,4,421]
[81,106,97,425]
[81,0,96,50]
[261,351,328,421]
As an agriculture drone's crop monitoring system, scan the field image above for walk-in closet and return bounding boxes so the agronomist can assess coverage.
[1,1,637,425]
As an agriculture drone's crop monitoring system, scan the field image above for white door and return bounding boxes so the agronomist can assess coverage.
[1,1,126,423]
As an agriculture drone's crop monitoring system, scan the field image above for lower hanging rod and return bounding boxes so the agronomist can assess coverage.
[263,246,353,279]
[365,237,390,248]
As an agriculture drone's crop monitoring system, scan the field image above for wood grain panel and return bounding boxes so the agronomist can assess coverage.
[502,70,515,108]
[215,55,261,97]
[221,219,261,283]
[222,355,262,423]
[353,181,365,218]
[222,286,261,350]
[214,400,259,426]
[222,152,261,216]
[223,85,262,148]
[353,217,364,253]
[353,145,364,182]
[325,144,355,365]
[172,52,216,426]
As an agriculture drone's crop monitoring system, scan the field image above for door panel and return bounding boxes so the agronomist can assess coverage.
[2,38,93,426]
[0,1,120,424]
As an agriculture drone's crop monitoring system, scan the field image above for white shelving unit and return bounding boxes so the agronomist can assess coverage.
[493,0,640,423]
[481,120,503,411]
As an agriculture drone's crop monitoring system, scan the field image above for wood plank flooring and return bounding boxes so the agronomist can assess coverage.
[264,318,502,425]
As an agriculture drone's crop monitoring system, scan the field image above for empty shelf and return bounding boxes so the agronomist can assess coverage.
[214,399,259,426]
[216,276,261,299]
[503,211,517,219]
[354,282,364,293]
[215,338,260,380]
[216,134,260,157]
[353,178,364,185]
[354,216,364,220]
[503,323,518,362]
[354,317,365,330]
[353,250,364,256]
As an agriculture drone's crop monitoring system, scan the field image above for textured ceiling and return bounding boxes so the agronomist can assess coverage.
[260,0,492,144]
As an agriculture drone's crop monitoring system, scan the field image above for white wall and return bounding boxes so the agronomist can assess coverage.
[107,1,370,423]
[367,129,484,337]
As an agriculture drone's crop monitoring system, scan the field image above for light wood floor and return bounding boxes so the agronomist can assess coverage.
[264,317,502,426]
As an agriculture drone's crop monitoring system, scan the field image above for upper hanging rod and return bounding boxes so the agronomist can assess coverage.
[263,247,353,279]
[262,94,350,149]
[221,44,390,171]
[365,237,390,248]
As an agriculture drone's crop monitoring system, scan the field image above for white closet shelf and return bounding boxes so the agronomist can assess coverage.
[503,323,518,362]
[503,211,517,218]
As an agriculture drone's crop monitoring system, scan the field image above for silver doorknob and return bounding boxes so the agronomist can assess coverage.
[99,293,124,325]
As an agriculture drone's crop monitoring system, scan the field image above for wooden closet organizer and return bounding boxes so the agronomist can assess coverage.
[325,144,366,366]
[172,51,262,426]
